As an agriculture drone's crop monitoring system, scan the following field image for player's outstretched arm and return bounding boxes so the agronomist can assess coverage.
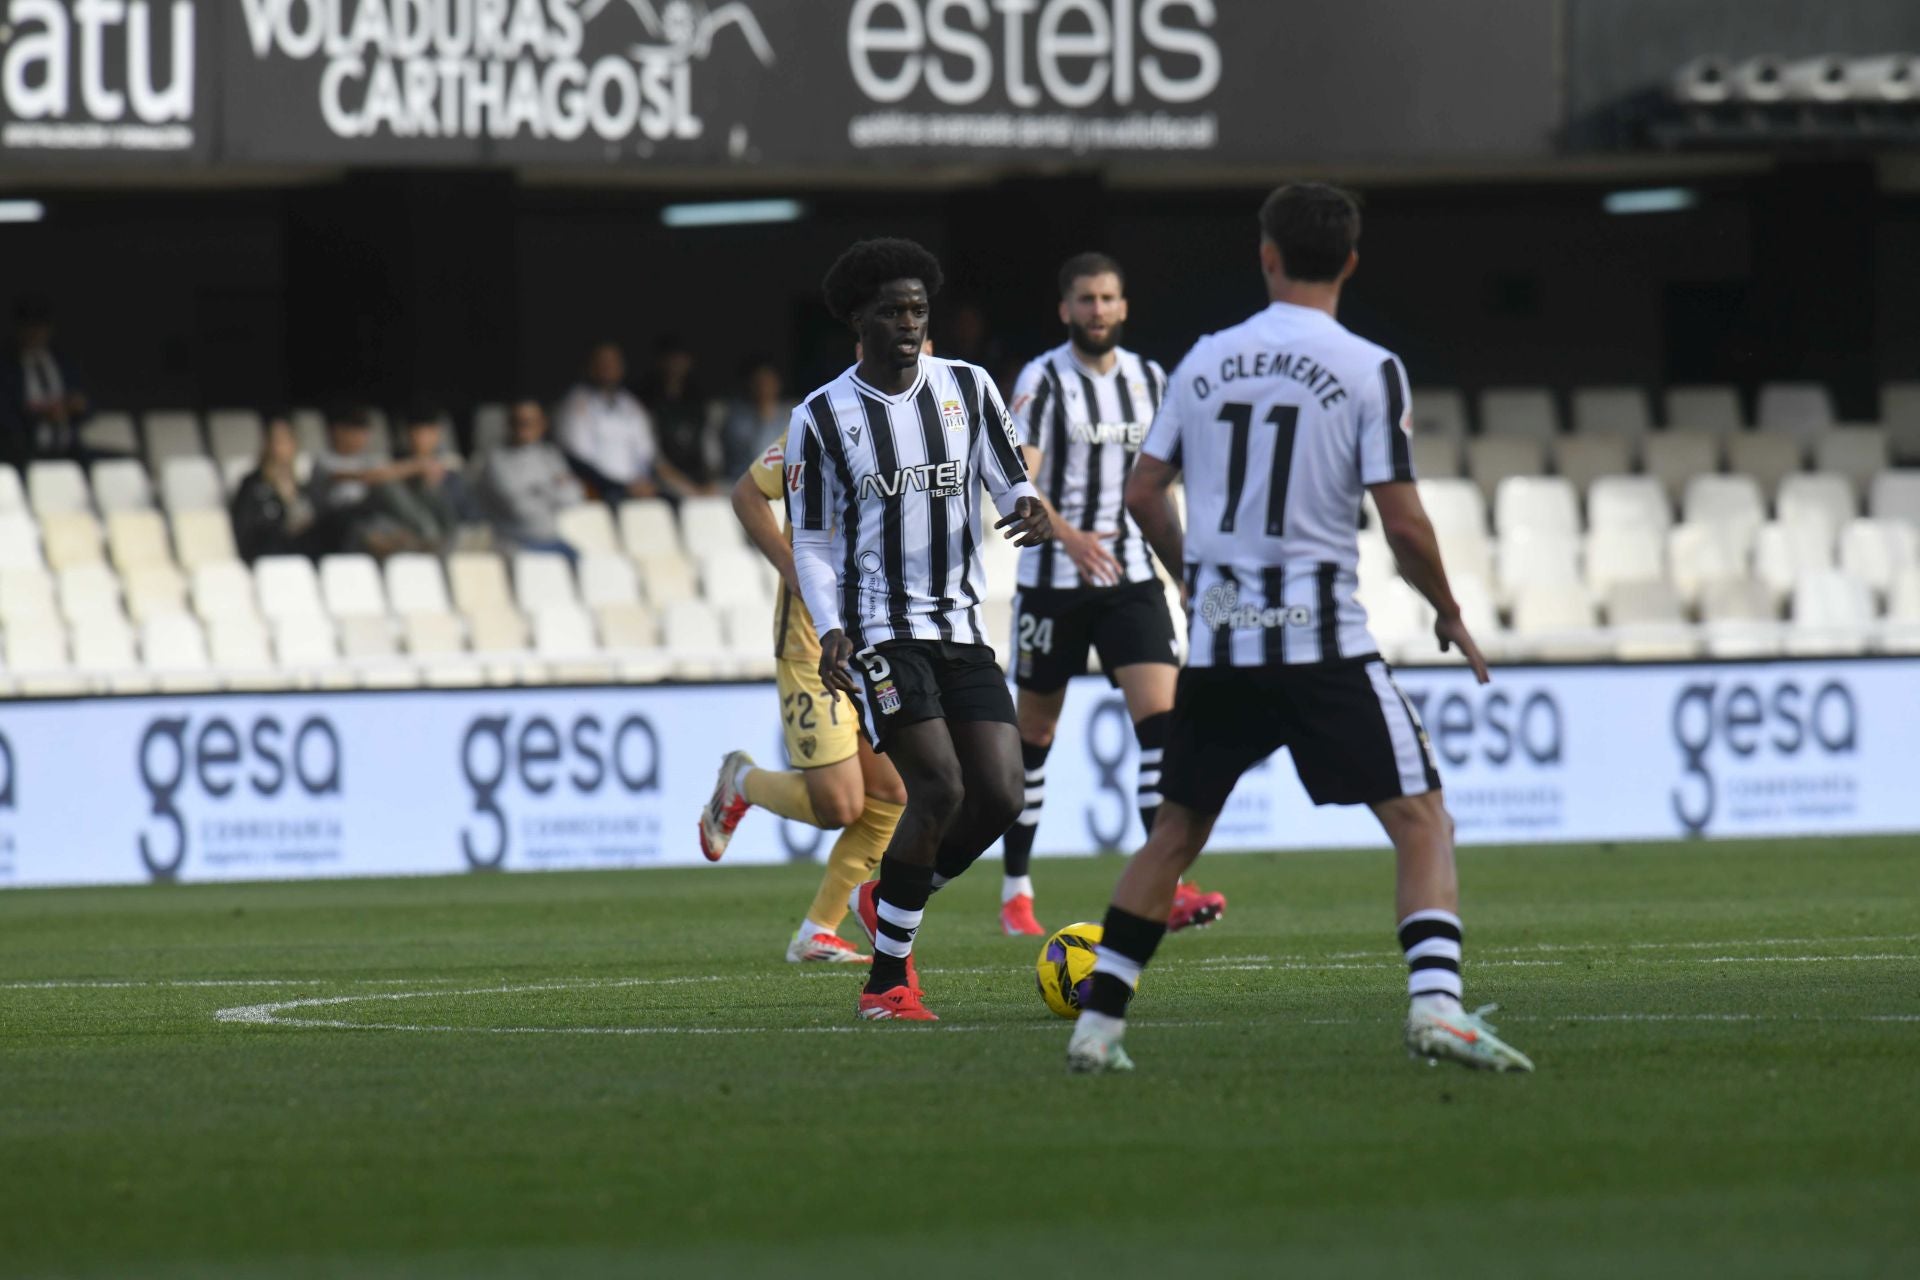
[730,469,799,596]
[1124,452,1185,576]
[1370,481,1490,684]
[1018,444,1120,584]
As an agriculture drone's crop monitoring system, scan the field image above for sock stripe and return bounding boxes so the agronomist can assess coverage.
[876,899,924,930]
[1404,937,1462,964]
[1397,918,1463,949]
[1410,970,1463,999]
[1091,947,1143,989]
[1400,909,1465,1004]
[1024,768,1046,782]
[1409,955,1461,974]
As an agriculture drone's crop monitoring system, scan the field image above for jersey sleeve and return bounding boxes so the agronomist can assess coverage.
[971,371,1040,514]
[1008,360,1051,450]
[747,438,785,501]
[783,403,839,534]
[1357,354,1416,486]
[1141,348,1199,469]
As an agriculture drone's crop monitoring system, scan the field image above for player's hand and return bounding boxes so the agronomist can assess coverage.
[1435,613,1491,685]
[995,495,1051,548]
[1060,526,1122,586]
[818,629,859,700]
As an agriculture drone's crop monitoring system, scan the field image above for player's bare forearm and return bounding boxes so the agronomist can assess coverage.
[1124,454,1185,572]
[1371,485,1458,617]
[731,472,799,593]
[817,629,858,698]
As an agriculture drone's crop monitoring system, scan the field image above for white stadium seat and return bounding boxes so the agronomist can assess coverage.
[1570,386,1651,439]
[1410,435,1461,479]
[535,604,613,681]
[664,598,726,678]
[254,555,327,623]
[555,504,619,555]
[0,566,59,625]
[206,409,264,464]
[1787,570,1873,656]
[106,509,172,572]
[338,614,400,662]
[80,410,139,455]
[142,612,212,676]
[1479,387,1558,440]
[701,546,770,608]
[1839,518,1919,603]
[172,508,239,570]
[1682,475,1766,554]
[1667,522,1747,608]
[0,464,23,514]
[512,551,577,613]
[404,611,467,658]
[1466,436,1548,506]
[41,511,105,570]
[320,554,388,620]
[1868,470,1920,527]
[678,495,745,554]
[208,615,280,687]
[578,552,641,608]
[467,606,530,655]
[1754,520,1834,606]
[1643,432,1720,506]
[1493,475,1579,540]
[90,458,153,512]
[0,512,39,570]
[596,601,660,650]
[1664,385,1744,435]
[1725,430,1803,501]
[1756,381,1835,438]
[6,614,71,678]
[385,553,453,616]
[191,560,260,625]
[1605,580,1686,627]
[1409,387,1468,440]
[1702,578,1774,624]
[1884,381,1920,462]
[636,550,698,609]
[58,562,123,625]
[1511,581,1606,660]
[619,498,681,558]
[1612,621,1699,661]
[143,411,204,468]
[449,552,514,616]
[124,562,190,624]
[160,456,227,513]
[27,460,90,516]
[72,612,140,683]
[1552,434,1633,497]
[1497,531,1580,607]
[273,615,340,674]
[1584,527,1665,598]
[1815,427,1889,499]
[1587,475,1670,533]
[1776,473,1855,535]
[1417,478,1489,537]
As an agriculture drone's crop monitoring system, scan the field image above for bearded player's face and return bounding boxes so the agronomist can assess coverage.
[1061,271,1128,357]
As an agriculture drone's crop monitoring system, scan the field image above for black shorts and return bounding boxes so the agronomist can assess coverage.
[850,639,1016,752]
[1161,655,1442,813]
[1010,580,1180,693]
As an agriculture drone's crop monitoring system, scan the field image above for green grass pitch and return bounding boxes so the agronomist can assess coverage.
[2,838,1917,1279]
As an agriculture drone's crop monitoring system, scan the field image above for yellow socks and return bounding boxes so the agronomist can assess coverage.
[743,768,820,826]
[805,795,904,930]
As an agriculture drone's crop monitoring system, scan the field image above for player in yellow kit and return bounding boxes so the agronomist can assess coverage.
[698,436,908,963]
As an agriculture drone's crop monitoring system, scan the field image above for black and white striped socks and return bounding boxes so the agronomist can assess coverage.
[867,856,933,993]
[1398,908,1464,1009]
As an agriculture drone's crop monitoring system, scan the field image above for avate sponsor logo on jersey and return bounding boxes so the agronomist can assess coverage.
[1197,581,1308,631]
[858,458,968,500]
[1067,421,1147,448]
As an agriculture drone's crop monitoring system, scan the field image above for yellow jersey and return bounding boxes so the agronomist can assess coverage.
[748,438,820,663]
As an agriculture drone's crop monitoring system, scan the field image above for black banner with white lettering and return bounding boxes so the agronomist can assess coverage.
[2,1,1558,170]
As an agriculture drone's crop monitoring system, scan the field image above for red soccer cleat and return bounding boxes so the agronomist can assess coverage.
[1168,880,1227,932]
[849,880,922,995]
[999,893,1045,937]
[698,750,754,862]
[856,985,939,1021]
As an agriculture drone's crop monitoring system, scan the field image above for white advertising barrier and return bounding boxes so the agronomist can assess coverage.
[0,657,1913,888]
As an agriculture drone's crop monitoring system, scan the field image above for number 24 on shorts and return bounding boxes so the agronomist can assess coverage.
[1018,612,1055,655]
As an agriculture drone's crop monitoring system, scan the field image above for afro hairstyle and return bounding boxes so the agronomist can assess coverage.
[821,238,944,324]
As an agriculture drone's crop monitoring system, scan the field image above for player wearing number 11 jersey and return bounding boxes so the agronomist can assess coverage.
[1065,183,1533,1075]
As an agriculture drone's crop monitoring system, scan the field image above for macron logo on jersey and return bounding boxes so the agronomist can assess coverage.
[859,460,969,501]
[1068,421,1148,448]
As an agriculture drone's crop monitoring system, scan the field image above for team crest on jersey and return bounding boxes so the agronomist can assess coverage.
[798,734,817,760]
[874,679,902,715]
[941,399,967,431]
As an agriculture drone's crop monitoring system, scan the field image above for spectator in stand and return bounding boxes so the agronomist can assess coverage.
[369,408,471,556]
[719,357,792,481]
[1,298,89,466]
[641,335,721,493]
[475,399,584,558]
[231,416,320,562]
[557,340,696,502]
[308,405,432,556]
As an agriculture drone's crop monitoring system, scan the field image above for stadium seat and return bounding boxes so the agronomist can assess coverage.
[58,562,123,625]
[0,565,59,625]
[159,456,226,513]
[1815,427,1890,499]
[1493,475,1579,540]
[320,554,388,620]
[1417,478,1489,536]
[449,552,514,617]
[1725,430,1803,501]
[337,614,400,662]
[1410,434,1461,479]
[1552,434,1633,497]
[1667,522,1747,608]
[142,411,204,469]
[41,510,105,569]
[79,410,138,455]
[1357,576,1431,663]
[5,614,73,689]
[512,551,578,613]
[701,546,770,607]
[535,604,613,681]
[1585,527,1665,598]
[273,615,342,676]
[1511,581,1606,660]
[636,550,698,609]
[1702,578,1774,624]
[191,560,260,624]
[106,509,172,572]
[71,612,141,687]
[1479,387,1559,439]
[90,458,154,512]
[1588,475,1670,533]
[1496,530,1580,607]
[1701,619,1783,658]
[1409,387,1468,440]
[385,553,452,616]
[1642,432,1720,507]
[0,512,39,571]
[720,598,776,662]
[172,508,239,570]
[1888,567,1920,621]
[578,552,640,608]
[1605,579,1686,627]
[619,498,681,558]
[1612,621,1700,660]
[403,611,466,658]
[1868,470,1920,526]
[1883,381,1920,462]
[206,409,264,464]
[1663,385,1743,434]
[254,555,327,623]
[1838,518,1919,603]
[142,613,216,689]
[554,504,619,555]
[1754,520,1834,605]
[1682,475,1765,553]
[0,465,23,515]
[467,609,532,675]
[1756,381,1835,439]
[678,495,745,554]
[124,562,189,624]
[1787,570,1873,655]
[596,600,660,649]
[208,614,282,688]
[27,460,90,516]
[1776,473,1855,534]
[1466,436,1547,506]
[978,521,1021,602]
[1570,386,1651,440]
[664,598,727,678]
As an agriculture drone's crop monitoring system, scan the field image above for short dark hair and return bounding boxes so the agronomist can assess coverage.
[822,238,944,323]
[1258,183,1361,282]
[326,404,372,431]
[1058,251,1125,298]
[406,401,446,430]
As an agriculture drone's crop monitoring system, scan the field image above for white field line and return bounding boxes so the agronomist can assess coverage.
[1,977,473,991]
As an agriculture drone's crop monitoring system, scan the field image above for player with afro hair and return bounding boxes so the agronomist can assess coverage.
[822,238,945,324]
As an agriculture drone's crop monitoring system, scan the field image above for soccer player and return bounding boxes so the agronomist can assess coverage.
[698,435,907,965]
[1001,252,1226,937]
[787,237,1051,1021]
[1065,184,1533,1074]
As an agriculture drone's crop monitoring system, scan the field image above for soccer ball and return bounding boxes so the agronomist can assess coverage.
[1036,921,1112,1019]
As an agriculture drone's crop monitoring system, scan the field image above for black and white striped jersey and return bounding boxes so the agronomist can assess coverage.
[1010,344,1168,590]
[1144,301,1415,669]
[787,355,1038,648]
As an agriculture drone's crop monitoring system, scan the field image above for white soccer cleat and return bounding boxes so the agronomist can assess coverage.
[698,750,755,862]
[1066,1012,1135,1075]
[1404,1000,1535,1073]
[785,930,870,964]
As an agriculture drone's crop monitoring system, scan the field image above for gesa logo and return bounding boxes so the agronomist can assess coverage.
[137,716,343,881]
[459,711,660,869]
[1670,678,1856,834]
[858,459,967,500]
[1402,687,1563,769]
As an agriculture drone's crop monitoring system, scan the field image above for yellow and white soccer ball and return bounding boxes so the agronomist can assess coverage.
[1036,921,1120,1019]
